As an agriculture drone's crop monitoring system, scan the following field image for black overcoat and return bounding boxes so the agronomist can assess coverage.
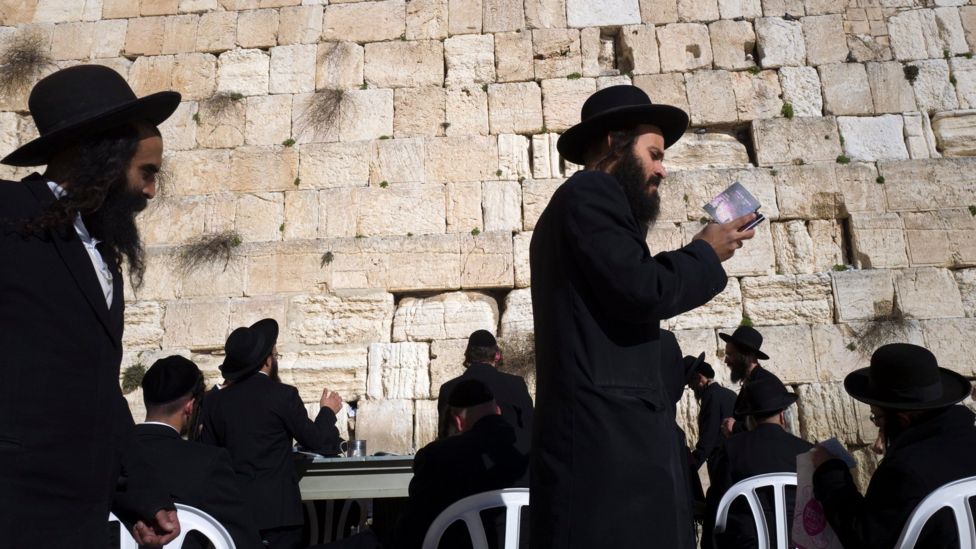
[199,371,342,532]
[814,405,976,549]
[528,171,727,549]
[692,383,738,475]
[0,175,169,547]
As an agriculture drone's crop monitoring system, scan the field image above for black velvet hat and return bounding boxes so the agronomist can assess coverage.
[735,378,798,417]
[447,379,495,408]
[2,64,181,166]
[844,343,971,411]
[142,355,202,404]
[719,326,770,361]
[220,318,279,382]
[467,329,497,348]
[683,353,706,380]
[556,85,689,165]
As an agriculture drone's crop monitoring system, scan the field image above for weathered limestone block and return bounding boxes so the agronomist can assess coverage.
[820,63,874,116]
[668,167,778,222]
[618,24,660,75]
[878,159,976,211]
[741,273,833,326]
[326,235,462,292]
[242,243,328,296]
[888,8,967,62]
[837,115,909,162]
[365,40,444,89]
[541,77,596,132]
[751,116,842,166]
[339,88,394,142]
[284,346,368,403]
[482,181,522,232]
[721,221,775,276]
[633,74,689,115]
[483,0,524,32]
[170,53,217,102]
[755,17,805,68]
[406,0,448,40]
[754,324,818,383]
[288,291,394,346]
[950,58,976,111]
[269,44,316,94]
[162,298,231,349]
[460,232,514,288]
[920,318,976,376]
[932,110,976,157]
[709,20,756,71]
[322,0,406,43]
[912,59,959,114]
[316,41,364,90]
[902,210,964,267]
[864,61,917,114]
[514,231,532,288]
[801,15,848,66]
[494,31,534,83]
[216,48,269,96]
[529,133,561,180]
[771,219,844,274]
[195,11,236,53]
[566,0,640,27]
[532,28,582,80]
[414,399,439,448]
[236,9,277,49]
[394,87,446,138]
[665,132,751,171]
[676,0,718,22]
[963,6,976,50]
[446,182,483,233]
[812,320,924,382]
[123,302,166,351]
[244,94,292,146]
[448,0,483,35]
[686,70,737,125]
[276,5,322,45]
[647,223,685,254]
[500,288,534,337]
[356,399,415,454]
[430,338,467,396]
[320,184,445,238]
[797,382,869,445]
[731,70,783,121]
[760,0,804,17]
[193,95,244,148]
[367,342,431,399]
[893,267,965,320]
[235,192,284,242]
[426,136,498,182]
[902,112,940,160]
[393,292,499,342]
[638,0,678,24]
[523,0,566,28]
[672,278,743,330]
[138,196,207,246]
[90,19,128,58]
[778,66,822,117]
[849,213,908,269]
[370,138,426,184]
[299,141,370,188]
[129,55,175,97]
[444,34,495,86]
[830,268,896,322]
[487,82,544,134]
[445,85,490,136]
[157,101,197,151]
[803,0,845,16]
[163,14,200,55]
[657,23,713,73]
[283,191,319,240]
[124,16,165,56]
[229,146,299,193]
[177,241,246,299]
[956,269,976,317]
[51,22,94,60]
[715,0,761,19]
[498,134,531,180]
[161,149,230,196]
[522,179,563,230]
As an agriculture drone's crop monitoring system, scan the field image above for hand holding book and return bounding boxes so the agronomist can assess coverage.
[692,182,762,262]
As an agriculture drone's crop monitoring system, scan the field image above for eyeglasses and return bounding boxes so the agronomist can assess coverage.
[272,352,281,360]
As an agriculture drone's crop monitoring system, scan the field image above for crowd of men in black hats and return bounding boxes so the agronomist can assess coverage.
[2,63,975,549]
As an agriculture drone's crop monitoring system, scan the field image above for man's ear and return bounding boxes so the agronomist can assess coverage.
[183,398,195,417]
[452,414,464,434]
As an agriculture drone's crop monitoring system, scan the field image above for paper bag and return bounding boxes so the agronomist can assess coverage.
[792,449,844,549]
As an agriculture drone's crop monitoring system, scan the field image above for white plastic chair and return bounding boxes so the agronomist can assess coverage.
[110,503,236,548]
[895,476,976,549]
[713,472,797,549]
[421,488,529,549]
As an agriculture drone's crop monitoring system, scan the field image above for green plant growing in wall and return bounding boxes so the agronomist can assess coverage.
[121,363,147,394]
[904,65,920,83]
[0,30,52,99]
[836,155,851,164]
[780,102,794,119]
[177,231,243,274]
[296,89,344,138]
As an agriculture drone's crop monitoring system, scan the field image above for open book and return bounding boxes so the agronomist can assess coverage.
[703,182,765,230]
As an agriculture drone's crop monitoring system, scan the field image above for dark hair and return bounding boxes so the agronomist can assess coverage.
[464,345,498,367]
[589,127,641,172]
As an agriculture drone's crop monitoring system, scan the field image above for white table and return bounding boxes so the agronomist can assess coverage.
[298,454,414,501]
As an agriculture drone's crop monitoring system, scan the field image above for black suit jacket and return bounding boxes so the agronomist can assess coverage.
[436,363,535,459]
[692,382,738,475]
[0,175,169,547]
[705,423,813,549]
[396,414,528,549]
[200,372,341,531]
[814,406,976,549]
[731,365,781,434]
[122,423,263,548]
[528,171,727,549]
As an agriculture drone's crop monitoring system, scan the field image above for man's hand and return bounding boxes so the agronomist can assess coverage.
[132,509,179,547]
[720,417,736,438]
[320,387,343,414]
[693,213,757,262]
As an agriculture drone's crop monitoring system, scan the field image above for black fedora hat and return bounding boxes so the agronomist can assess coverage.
[220,319,279,382]
[844,343,971,411]
[2,64,181,166]
[719,326,770,361]
[735,378,798,417]
[556,85,689,165]
[683,353,705,380]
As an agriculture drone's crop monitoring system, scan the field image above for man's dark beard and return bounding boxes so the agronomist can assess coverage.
[729,355,750,384]
[83,181,147,286]
[609,148,661,234]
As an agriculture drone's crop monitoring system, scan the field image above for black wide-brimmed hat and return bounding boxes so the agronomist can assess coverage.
[683,353,706,380]
[2,64,181,166]
[220,319,279,381]
[735,378,798,417]
[142,355,203,404]
[844,343,971,411]
[556,85,689,165]
[719,326,770,361]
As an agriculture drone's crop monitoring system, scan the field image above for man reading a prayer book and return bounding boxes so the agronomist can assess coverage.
[529,85,758,549]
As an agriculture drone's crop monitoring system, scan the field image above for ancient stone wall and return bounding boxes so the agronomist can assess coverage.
[2,0,976,486]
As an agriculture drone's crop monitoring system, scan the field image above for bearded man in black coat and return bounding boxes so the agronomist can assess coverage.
[0,65,181,547]
[528,85,758,549]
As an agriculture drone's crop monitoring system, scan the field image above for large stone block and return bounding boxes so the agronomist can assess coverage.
[751,116,842,166]
[566,0,640,27]
[394,87,446,138]
[236,9,278,49]
[741,273,833,325]
[893,267,965,320]
[771,219,844,274]
[414,399,439,449]
[796,382,870,446]
[541,77,596,132]
[912,59,959,113]
[849,213,908,269]
[778,66,823,117]
[902,209,976,268]
[487,82,544,134]
[902,112,941,160]
[618,24,660,75]
[532,28,582,80]
[812,320,924,382]
[776,162,883,219]
[277,5,322,45]
[319,184,445,238]
[269,44,316,94]
[284,346,369,403]
[514,231,532,288]
[494,31,534,83]
[866,61,917,114]
[498,134,531,181]
[444,34,495,86]
[801,15,848,66]
[666,167,778,222]
[666,132,751,171]
[244,94,292,146]
[195,11,236,53]
[299,141,370,188]
[920,318,976,376]
[339,88,394,142]
[288,291,394,346]
[820,63,874,116]
[406,0,448,40]
[446,181,483,233]
[879,159,976,211]
[162,298,231,349]
[425,136,498,182]
[229,146,299,193]
[448,0,483,35]
[672,277,743,330]
[676,0,718,22]
[657,23,713,73]
[326,235,462,292]
[716,0,761,19]
[754,17,805,68]
[322,0,406,43]
[445,85,490,136]
[393,292,499,342]
[483,0,524,32]
[837,115,909,162]
[633,73,689,115]
[951,58,976,110]
[364,40,444,89]
[522,179,562,230]
[216,48,269,96]
[483,181,523,232]
[195,94,245,148]
[956,269,976,317]
[171,53,217,102]
[830,268,896,322]
[316,41,364,90]
[500,288,534,337]
[755,324,818,383]
[123,301,166,351]
[709,20,756,71]
[356,399,415,454]
[460,232,515,288]
[430,338,467,396]
[124,16,166,56]
[367,342,430,399]
[525,0,567,28]
[244,242,331,296]
[283,190,319,240]
[888,7,967,62]
[370,138,426,184]
[235,192,284,242]
[932,110,976,157]
[686,70,737,126]
[157,101,197,152]
[731,70,783,122]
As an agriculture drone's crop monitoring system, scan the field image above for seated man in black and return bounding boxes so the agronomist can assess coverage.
[813,343,976,548]
[125,356,262,548]
[398,380,528,549]
[704,377,813,549]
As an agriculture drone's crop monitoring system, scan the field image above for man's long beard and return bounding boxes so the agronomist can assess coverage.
[83,181,147,286]
[729,355,750,384]
[609,148,661,234]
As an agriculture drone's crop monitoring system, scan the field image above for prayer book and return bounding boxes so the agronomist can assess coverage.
[703,182,765,230]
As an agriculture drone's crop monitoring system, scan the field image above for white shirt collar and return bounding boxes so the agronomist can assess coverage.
[142,421,181,435]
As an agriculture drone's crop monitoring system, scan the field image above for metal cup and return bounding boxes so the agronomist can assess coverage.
[341,439,367,457]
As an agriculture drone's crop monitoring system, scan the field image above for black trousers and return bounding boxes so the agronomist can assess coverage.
[261,525,303,549]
